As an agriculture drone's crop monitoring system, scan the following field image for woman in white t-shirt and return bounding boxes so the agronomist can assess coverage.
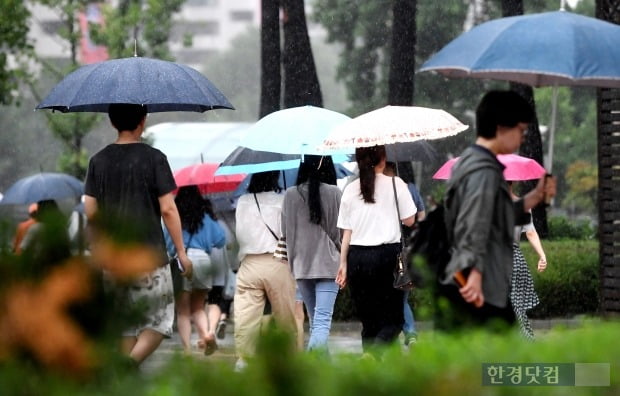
[336,145,416,352]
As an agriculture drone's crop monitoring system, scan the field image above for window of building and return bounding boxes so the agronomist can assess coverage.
[230,10,253,22]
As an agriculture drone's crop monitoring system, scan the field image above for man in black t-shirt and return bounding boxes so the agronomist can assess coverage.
[84,103,193,366]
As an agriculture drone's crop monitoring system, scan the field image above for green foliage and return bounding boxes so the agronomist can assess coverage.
[333,239,598,321]
[0,0,33,105]
[547,215,596,240]
[521,239,599,318]
[2,319,620,395]
[563,160,598,215]
[93,0,184,59]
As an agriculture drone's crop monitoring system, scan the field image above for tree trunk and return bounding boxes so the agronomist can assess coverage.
[501,0,549,237]
[259,0,282,118]
[282,0,322,108]
[388,0,416,106]
[595,0,620,316]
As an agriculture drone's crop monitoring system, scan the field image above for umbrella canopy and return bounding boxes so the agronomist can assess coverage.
[239,105,353,155]
[36,57,234,113]
[419,10,620,88]
[173,163,245,195]
[319,105,468,151]
[419,10,620,172]
[216,146,350,176]
[0,172,84,205]
[432,154,546,181]
[385,141,440,163]
[215,147,301,176]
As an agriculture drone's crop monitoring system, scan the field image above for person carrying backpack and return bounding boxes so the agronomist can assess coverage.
[439,90,555,331]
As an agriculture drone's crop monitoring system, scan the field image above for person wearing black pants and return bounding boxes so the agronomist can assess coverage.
[347,243,403,349]
[336,145,416,353]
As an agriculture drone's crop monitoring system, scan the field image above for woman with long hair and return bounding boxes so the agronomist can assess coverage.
[164,185,225,355]
[282,155,342,351]
[233,171,297,370]
[335,145,416,352]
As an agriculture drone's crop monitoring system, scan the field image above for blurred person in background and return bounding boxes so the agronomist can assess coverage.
[165,185,225,355]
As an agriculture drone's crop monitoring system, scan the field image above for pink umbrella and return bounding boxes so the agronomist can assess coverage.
[433,153,546,181]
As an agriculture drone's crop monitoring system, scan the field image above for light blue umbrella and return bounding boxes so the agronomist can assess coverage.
[216,146,351,176]
[239,105,353,156]
[419,10,620,88]
[419,8,620,171]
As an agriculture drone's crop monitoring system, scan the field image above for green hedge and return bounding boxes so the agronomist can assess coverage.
[2,321,618,395]
[333,239,599,321]
[520,239,599,318]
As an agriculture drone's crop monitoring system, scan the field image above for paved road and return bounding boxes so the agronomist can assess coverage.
[140,318,585,374]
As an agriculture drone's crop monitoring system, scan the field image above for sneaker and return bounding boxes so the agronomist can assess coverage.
[216,319,227,339]
[234,358,248,372]
[404,333,417,346]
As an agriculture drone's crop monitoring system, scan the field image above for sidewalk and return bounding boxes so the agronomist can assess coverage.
[140,318,589,374]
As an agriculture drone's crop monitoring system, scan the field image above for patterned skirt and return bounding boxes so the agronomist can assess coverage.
[510,243,540,339]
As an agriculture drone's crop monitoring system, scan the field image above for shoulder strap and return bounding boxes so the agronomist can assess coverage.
[392,176,405,251]
[254,193,279,241]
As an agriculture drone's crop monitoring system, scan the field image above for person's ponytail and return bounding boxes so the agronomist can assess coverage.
[355,145,386,204]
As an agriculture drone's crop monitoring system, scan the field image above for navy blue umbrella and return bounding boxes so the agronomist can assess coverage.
[36,57,234,113]
[0,172,84,205]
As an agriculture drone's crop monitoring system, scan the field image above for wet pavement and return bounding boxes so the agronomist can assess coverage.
[140,318,586,374]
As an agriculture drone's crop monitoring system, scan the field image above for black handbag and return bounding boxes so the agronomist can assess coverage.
[392,177,414,291]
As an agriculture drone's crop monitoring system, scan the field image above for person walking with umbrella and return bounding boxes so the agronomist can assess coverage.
[440,90,555,330]
[164,186,225,355]
[335,145,417,353]
[281,155,342,352]
[233,171,297,371]
[508,181,548,339]
[84,103,193,366]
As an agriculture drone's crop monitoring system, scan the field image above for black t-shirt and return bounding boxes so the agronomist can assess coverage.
[85,143,176,262]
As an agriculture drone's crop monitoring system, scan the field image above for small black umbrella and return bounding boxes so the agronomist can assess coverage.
[36,57,234,113]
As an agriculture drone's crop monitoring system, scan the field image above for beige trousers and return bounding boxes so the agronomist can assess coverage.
[234,253,297,358]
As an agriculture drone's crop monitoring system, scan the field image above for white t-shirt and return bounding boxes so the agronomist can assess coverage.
[235,191,284,262]
[338,173,416,246]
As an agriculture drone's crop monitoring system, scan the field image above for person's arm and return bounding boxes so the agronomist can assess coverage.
[335,229,351,289]
[446,169,498,306]
[525,227,547,272]
[523,175,556,212]
[417,211,426,222]
[84,195,98,221]
[159,192,193,278]
[401,215,415,227]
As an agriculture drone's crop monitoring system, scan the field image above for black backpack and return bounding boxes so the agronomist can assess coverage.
[403,204,453,288]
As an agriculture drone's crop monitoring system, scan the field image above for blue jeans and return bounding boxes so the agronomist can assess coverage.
[297,278,339,350]
[403,290,417,335]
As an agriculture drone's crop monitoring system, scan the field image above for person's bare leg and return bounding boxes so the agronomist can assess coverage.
[190,290,211,344]
[192,290,218,355]
[176,291,192,352]
[128,328,164,364]
[121,336,137,356]
[207,303,221,336]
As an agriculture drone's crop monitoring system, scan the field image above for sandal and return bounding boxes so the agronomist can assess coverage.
[201,335,218,356]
